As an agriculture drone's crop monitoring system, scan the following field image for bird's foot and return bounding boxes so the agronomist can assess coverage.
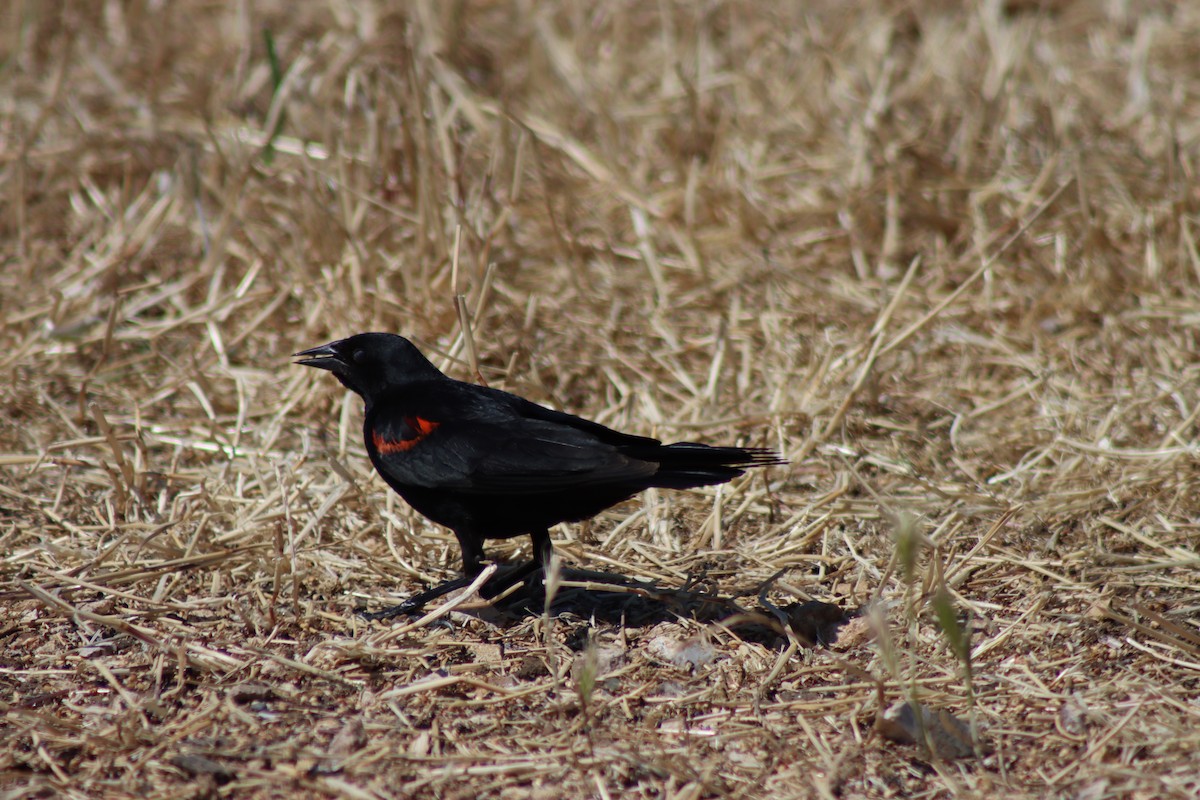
[478,561,544,600]
[363,561,548,621]
[361,575,477,620]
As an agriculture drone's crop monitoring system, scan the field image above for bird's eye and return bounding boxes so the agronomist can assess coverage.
[352,349,367,363]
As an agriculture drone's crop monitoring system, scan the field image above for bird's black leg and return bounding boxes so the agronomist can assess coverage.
[457,532,487,576]
[478,529,552,599]
[531,528,553,568]
[362,576,477,620]
[364,530,554,620]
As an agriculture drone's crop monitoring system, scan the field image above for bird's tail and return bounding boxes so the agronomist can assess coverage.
[648,442,785,489]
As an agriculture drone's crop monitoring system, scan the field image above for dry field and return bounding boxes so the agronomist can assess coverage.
[3,1,1199,798]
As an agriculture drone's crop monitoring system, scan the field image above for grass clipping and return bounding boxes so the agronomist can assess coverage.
[2,1,1200,798]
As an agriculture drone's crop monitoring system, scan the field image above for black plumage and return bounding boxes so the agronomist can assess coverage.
[296,333,782,615]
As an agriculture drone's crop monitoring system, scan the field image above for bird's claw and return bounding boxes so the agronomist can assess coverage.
[360,599,425,620]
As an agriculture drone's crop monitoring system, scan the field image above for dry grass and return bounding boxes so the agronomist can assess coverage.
[3,0,1200,797]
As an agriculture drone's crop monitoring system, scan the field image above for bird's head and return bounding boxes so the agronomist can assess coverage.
[294,333,442,400]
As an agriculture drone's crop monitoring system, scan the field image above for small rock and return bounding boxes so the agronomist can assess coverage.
[169,753,235,784]
[328,717,367,758]
[1059,695,1089,737]
[570,645,625,682]
[647,633,716,670]
[877,701,985,759]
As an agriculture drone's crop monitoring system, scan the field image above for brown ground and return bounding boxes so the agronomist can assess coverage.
[3,1,1199,798]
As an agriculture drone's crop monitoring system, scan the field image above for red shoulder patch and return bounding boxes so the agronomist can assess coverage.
[372,416,440,454]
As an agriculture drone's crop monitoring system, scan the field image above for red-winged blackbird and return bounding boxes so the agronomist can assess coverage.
[296,333,783,617]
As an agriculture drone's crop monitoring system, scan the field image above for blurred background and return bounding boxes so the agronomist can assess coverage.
[2,1,1198,797]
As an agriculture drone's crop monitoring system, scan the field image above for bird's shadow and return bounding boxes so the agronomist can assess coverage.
[433,564,853,649]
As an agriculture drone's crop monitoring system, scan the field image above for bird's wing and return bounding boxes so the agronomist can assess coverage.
[499,390,664,449]
[366,402,657,494]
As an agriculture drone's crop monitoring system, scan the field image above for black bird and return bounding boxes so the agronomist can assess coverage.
[296,333,783,617]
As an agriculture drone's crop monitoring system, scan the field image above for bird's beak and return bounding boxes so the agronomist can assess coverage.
[293,342,344,371]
